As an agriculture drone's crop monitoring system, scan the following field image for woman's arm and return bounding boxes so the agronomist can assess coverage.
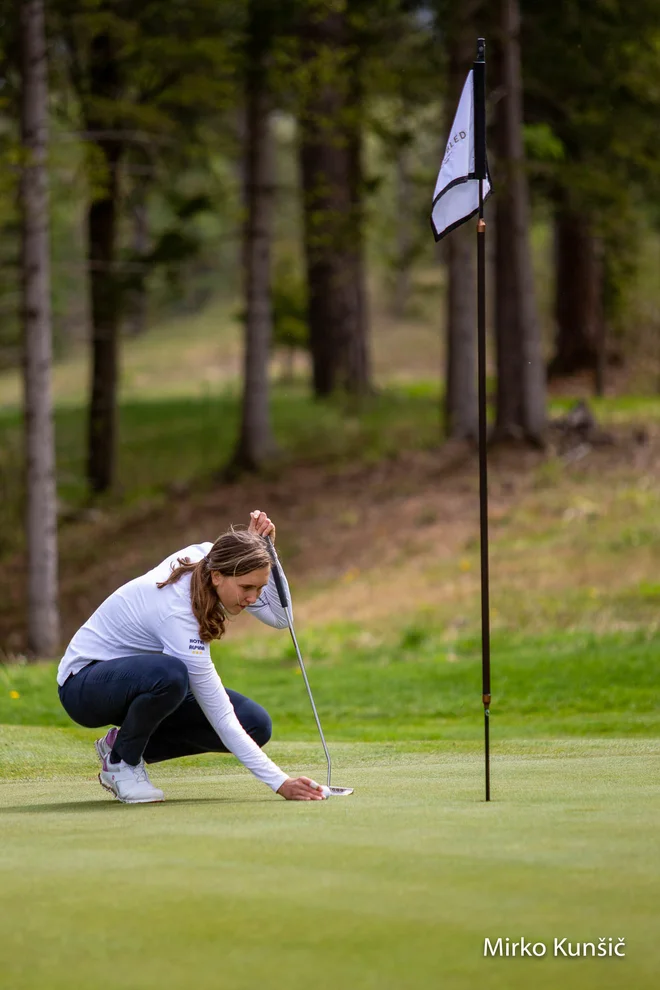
[159,611,322,800]
[245,509,292,628]
[185,655,290,792]
[245,566,291,629]
[186,656,323,800]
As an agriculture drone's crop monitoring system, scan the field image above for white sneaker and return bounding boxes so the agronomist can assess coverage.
[98,755,165,804]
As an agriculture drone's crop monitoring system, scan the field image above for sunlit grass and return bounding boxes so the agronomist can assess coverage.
[0,287,445,410]
[1,732,659,990]
[0,297,242,409]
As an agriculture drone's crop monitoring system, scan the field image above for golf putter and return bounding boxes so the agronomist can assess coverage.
[265,536,353,797]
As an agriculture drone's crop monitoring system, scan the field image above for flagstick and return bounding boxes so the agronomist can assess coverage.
[429,40,493,800]
[473,39,491,802]
[477,189,491,803]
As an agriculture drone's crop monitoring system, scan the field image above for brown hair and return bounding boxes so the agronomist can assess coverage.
[156,527,272,643]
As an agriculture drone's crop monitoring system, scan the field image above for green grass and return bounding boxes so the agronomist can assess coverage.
[0,297,244,410]
[0,384,441,556]
[0,381,438,563]
[2,627,659,739]
[1,291,659,985]
[0,730,658,990]
[548,394,660,422]
[1,363,659,558]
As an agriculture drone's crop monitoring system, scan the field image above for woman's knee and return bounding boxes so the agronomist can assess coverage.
[151,656,189,699]
[250,706,272,748]
[225,691,273,747]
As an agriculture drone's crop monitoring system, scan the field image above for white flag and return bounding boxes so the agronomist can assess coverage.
[430,69,491,241]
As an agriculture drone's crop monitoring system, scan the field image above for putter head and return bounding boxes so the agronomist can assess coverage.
[315,782,354,798]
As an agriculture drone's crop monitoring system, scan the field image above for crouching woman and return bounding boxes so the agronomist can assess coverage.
[57,510,324,804]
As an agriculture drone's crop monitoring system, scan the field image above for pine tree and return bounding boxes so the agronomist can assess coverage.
[19,0,60,656]
[231,0,278,471]
[493,0,546,443]
[297,0,371,396]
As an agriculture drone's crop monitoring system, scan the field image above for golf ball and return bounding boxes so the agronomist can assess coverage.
[320,785,331,798]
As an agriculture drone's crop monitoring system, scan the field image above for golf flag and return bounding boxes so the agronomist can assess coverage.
[430,69,492,241]
[431,39,493,800]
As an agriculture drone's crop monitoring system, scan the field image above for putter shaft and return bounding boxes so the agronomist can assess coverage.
[265,537,333,787]
[282,606,333,788]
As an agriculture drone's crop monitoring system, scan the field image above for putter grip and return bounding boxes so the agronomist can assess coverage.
[265,537,289,608]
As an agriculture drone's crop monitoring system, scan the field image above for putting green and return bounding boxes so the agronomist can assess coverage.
[0,729,658,990]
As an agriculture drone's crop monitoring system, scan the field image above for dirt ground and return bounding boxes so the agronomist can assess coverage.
[1,415,657,658]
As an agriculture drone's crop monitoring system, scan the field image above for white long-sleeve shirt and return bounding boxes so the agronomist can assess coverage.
[57,542,291,792]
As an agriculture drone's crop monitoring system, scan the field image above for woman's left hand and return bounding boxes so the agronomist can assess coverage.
[248,509,276,544]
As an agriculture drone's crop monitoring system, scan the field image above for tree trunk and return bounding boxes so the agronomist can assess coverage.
[392,142,412,318]
[298,8,365,397]
[231,0,277,471]
[494,187,523,434]
[548,202,603,380]
[280,346,295,383]
[123,172,151,337]
[342,30,371,394]
[594,291,606,397]
[86,33,122,493]
[493,0,546,444]
[444,21,478,441]
[19,0,60,657]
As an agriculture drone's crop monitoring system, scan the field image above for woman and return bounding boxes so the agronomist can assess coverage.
[57,509,325,804]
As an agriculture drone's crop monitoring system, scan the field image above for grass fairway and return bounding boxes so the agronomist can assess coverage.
[1,727,657,990]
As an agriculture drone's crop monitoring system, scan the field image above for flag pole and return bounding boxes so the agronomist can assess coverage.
[473,38,491,802]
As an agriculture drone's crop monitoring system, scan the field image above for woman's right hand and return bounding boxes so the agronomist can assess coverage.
[277,776,326,801]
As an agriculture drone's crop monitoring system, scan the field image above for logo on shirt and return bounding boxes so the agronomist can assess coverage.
[188,637,206,655]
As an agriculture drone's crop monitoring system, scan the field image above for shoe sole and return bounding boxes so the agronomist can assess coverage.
[98,774,164,805]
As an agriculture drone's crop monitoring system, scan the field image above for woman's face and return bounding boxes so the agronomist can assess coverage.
[212,565,271,615]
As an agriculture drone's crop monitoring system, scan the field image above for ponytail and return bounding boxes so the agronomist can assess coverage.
[157,556,226,643]
[157,528,272,643]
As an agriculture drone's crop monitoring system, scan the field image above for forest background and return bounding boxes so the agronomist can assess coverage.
[3,6,660,987]
[1,0,660,661]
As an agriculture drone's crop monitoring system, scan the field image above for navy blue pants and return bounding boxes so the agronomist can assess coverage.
[58,654,272,767]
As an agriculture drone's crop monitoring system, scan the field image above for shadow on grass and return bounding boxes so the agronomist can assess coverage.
[0,796,275,814]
